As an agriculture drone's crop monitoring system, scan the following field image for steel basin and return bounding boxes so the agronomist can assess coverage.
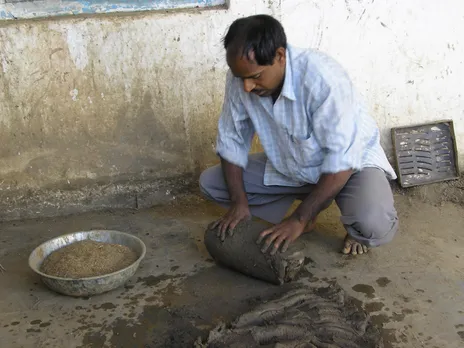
[29,230,146,297]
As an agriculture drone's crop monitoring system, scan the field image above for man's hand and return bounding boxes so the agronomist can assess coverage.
[257,215,306,255]
[211,158,251,241]
[210,202,251,241]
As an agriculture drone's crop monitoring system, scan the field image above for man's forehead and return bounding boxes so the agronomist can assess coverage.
[228,58,265,78]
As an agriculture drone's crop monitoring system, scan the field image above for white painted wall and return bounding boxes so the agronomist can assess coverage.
[281,0,464,164]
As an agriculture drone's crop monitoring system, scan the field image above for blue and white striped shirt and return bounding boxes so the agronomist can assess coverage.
[216,45,396,186]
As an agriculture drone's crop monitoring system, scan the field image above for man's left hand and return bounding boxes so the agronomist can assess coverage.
[257,215,306,255]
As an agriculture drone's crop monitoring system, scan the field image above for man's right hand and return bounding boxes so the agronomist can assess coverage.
[210,202,251,241]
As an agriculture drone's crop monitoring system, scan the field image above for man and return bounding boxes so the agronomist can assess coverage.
[200,14,399,256]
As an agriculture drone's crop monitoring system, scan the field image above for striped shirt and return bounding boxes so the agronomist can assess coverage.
[216,45,396,186]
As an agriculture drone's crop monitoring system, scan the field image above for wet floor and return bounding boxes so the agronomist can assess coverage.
[0,193,463,348]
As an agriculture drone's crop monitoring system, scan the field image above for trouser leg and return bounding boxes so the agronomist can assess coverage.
[199,153,312,224]
[200,155,399,247]
[335,168,399,247]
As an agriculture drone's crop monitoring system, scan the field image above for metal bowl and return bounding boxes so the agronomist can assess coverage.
[28,230,146,297]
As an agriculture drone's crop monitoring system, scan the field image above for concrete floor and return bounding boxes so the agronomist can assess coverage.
[0,192,463,348]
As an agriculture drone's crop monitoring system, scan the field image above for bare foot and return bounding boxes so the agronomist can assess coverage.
[342,235,368,255]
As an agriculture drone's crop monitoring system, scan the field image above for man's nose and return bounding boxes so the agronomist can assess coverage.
[243,79,255,93]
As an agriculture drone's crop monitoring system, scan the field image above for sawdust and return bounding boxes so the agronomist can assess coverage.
[41,240,138,278]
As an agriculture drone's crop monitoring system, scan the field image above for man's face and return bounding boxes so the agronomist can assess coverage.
[226,48,286,98]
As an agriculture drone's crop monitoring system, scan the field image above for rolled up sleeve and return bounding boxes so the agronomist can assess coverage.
[216,71,255,169]
[311,82,364,174]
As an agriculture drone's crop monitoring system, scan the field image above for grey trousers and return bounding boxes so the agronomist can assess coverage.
[199,153,399,247]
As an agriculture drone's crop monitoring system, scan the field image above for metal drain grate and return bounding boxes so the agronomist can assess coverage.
[391,120,460,188]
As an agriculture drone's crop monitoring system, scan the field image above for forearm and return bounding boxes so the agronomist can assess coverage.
[293,170,353,223]
[221,157,248,205]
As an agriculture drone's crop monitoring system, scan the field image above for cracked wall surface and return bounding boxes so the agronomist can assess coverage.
[0,0,463,220]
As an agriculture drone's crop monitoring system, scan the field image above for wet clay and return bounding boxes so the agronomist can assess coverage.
[204,220,305,285]
[196,284,383,348]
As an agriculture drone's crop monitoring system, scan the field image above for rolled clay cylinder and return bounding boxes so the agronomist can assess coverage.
[204,220,305,285]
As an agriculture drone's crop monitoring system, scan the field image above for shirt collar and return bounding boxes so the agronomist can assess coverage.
[280,46,296,101]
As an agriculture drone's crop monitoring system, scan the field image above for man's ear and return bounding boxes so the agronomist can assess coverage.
[275,47,286,66]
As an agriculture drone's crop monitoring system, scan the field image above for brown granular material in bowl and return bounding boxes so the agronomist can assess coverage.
[40,240,138,278]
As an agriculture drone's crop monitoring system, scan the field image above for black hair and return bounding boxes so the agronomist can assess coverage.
[223,14,287,66]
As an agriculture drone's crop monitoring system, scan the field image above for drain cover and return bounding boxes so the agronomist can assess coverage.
[391,120,460,188]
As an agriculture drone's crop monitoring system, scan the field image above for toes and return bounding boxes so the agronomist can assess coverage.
[342,237,368,256]
[349,242,369,255]
[343,235,370,256]
[342,242,352,254]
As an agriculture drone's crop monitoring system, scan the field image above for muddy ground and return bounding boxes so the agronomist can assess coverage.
[0,183,464,348]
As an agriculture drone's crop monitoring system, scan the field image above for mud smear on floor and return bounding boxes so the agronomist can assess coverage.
[137,274,183,287]
[376,277,391,287]
[457,331,464,341]
[26,328,41,333]
[368,306,418,348]
[93,302,117,310]
[370,314,390,327]
[382,329,398,348]
[78,266,293,348]
[81,332,106,348]
[78,263,407,348]
[365,301,385,313]
[109,306,205,348]
[391,308,417,322]
[352,283,376,298]
[398,294,411,303]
